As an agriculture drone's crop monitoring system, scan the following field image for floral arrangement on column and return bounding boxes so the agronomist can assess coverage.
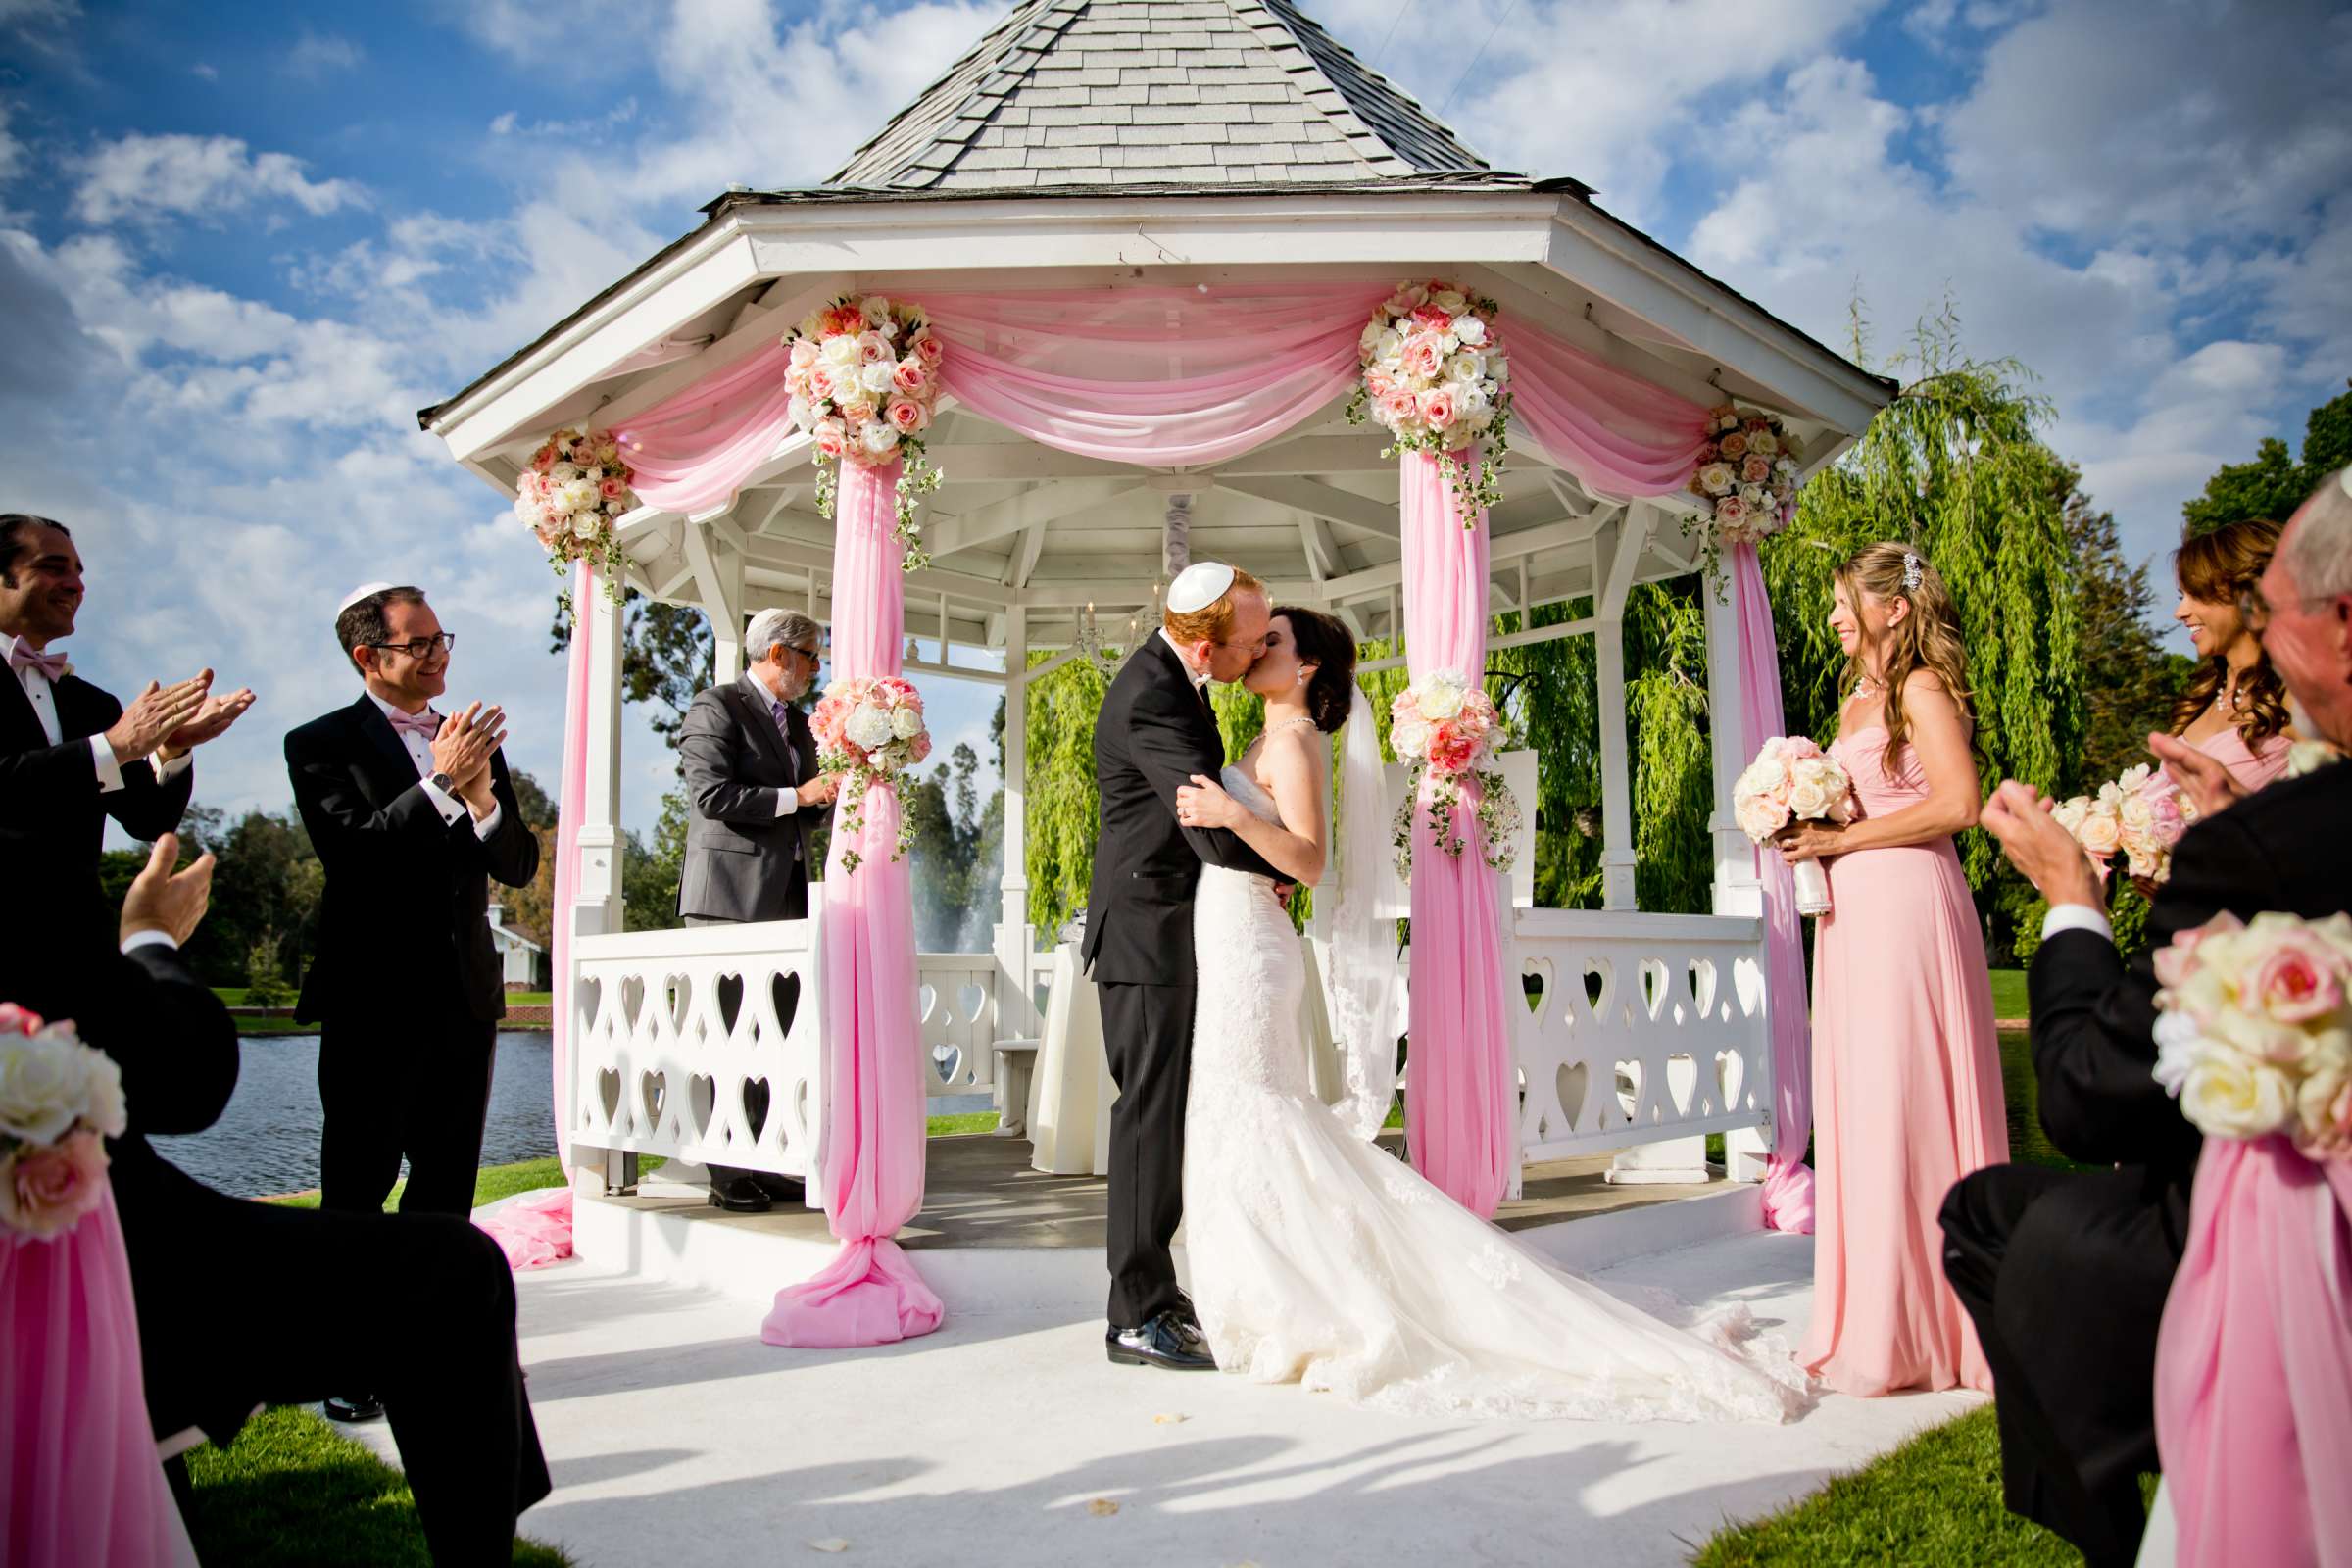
[1685,403,1804,573]
[2153,910,2352,1154]
[810,675,931,873]
[1388,671,1521,879]
[0,1004,126,1238]
[1348,279,1511,527]
[514,427,636,614]
[783,295,946,572]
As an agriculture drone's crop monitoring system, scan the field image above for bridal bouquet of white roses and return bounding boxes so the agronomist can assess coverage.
[2153,910,2352,1156]
[0,1004,126,1239]
[1733,736,1856,916]
[810,675,931,873]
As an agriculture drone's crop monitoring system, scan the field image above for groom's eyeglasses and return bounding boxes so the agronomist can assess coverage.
[367,633,456,661]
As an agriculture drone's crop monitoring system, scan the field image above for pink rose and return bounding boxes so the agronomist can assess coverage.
[2,1129,108,1239]
[1400,333,1444,379]
[2250,938,2347,1024]
[1418,388,1458,429]
[1717,495,1749,527]
[1410,305,1453,334]
[1719,431,1749,460]
[886,398,926,434]
[892,359,927,394]
[807,367,834,401]
[1742,454,1773,483]
[0,1004,45,1037]
[569,441,597,465]
[912,332,945,367]
[599,477,626,501]
[908,732,932,765]
[1431,727,1479,774]
[531,446,557,473]
[1365,370,1394,399]
[1380,390,1418,427]
[856,330,893,366]
[812,418,848,460]
[1780,737,1823,760]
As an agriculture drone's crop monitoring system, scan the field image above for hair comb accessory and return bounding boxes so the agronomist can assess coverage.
[1902,552,1923,590]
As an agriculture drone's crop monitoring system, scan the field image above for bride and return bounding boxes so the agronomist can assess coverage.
[1171,607,1805,1423]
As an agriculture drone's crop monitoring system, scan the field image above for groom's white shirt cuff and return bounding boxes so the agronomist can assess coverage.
[2040,903,2115,946]
[121,930,178,955]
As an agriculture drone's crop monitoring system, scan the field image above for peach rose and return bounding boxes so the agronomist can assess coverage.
[788,337,820,369]
[599,477,627,501]
[2248,935,2348,1024]
[1400,333,1445,380]
[1742,454,1773,483]
[891,359,927,395]
[912,331,945,366]
[0,1129,108,1239]
[856,330,893,366]
[1419,388,1458,429]
[886,397,926,434]
[1380,390,1418,426]
[1719,431,1749,460]
[812,418,848,460]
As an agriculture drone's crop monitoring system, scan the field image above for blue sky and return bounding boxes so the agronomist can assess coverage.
[4,0,2346,844]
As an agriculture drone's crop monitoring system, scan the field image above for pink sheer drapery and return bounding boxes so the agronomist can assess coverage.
[1507,320,1714,500]
[1398,450,1518,1219]
[761,456,944,1348]
[611,342,799,515]
[476,560,593,1269]
[1731,544,1816,1232]
[922,284,1387,466]
[2,1189,198,1568]
[2155,1137,2352,1567]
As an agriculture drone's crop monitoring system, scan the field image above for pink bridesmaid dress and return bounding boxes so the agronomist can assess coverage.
[1800,726,2009,1396]
[2174,723,2290,794]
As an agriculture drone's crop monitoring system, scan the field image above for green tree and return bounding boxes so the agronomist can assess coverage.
[2182,379,2352,535]
[2066,483,2193,788]
[621,790,690,933]
[550,594,715,749]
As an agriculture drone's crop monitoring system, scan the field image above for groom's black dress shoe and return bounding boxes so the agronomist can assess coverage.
[322,1393,383,1423]
[1170,1292,1208,1348]
[707,1176,772,1213]
[1107,1311,1216,1371]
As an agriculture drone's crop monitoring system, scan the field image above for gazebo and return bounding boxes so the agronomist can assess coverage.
[420,0,1894,1333]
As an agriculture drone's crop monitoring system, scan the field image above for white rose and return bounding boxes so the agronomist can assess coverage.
[1788,775,1832,819]
[0,1032,91,1145]
[549,462,580,485]
[1391,718,1431,758]
[2077,808,2122,856]
[1735,794,1787,842]
[1417,681,1465,721]
[820,335,859,368]
[2116,763,2153,794]
[859,361,896,396]
[1373,328,1404,362]
[79,1050,125,1138]
[845,704,894,751]
[1740,483,1769,509]
[2179,1050,2297,1141]
[1696,463,1736,497]
[890,705,924,740]
[1734,760,1785,801]
[1359,320,1383,355]
[570,512,600,538]
[1446,352,1485,384]
[1454,315,1487,346]
[1430,289,1466,314]
[1747,430,1779,457]
[860,295,891,327]
[858,420,900,457]
[2119,793,2155,835]
[561,477,600,514]
[788,396,815,429]
[2051,796,2090,836]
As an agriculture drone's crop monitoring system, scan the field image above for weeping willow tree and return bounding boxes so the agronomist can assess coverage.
[1761,305,2084,951]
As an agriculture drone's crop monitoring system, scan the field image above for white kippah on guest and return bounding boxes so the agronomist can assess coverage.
[1166,561,1238,614]
[336,581,397,614]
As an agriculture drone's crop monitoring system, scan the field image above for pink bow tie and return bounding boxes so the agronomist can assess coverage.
[5,639,69,681]
[384,708,439,740]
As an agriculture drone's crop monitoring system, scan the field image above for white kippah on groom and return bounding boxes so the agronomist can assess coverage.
[1165,561,1238,618]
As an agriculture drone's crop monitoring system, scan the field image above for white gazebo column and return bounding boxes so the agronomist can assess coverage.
[993,607,1037,1041]
[1703,564,1771,1183]
[572,581,628,1188]
[683,512,746,684]
[1602,503,1709,1186]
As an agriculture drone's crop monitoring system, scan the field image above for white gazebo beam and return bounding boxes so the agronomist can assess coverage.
[1004,521,1051,588]
[1213,433,1397,477]
[679,514,746,683]
[925,478,1143,560]
[1216,477,1397,538]
[915,445,1136,482]
[739,534,1016,610]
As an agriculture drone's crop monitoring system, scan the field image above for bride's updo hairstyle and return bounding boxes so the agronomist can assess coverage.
[1274,605,1359,733]
[1834,541,1975,766]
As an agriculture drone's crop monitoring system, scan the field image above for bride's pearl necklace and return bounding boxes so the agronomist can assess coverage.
[1263,715,1316,739]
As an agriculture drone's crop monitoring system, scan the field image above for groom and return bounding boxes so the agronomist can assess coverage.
[1084,561,1284,1372]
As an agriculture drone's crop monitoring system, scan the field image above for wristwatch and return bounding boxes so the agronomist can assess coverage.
[429,770,457,794]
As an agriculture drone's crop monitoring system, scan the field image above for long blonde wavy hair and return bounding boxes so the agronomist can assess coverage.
[1836,541,1976,767]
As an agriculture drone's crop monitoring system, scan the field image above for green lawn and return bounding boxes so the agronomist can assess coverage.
[1990,967,2029,1021]
[184,1406,570,1567]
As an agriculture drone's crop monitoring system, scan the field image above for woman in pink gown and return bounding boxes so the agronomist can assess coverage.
[1778,542,2009,1396]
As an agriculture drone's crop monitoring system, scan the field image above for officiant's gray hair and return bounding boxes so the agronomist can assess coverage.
[746,609,822,663]
[2279,467,2352,600]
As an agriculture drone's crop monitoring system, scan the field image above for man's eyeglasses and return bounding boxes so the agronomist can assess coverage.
[368,633,455,661]
[783,645,822,668]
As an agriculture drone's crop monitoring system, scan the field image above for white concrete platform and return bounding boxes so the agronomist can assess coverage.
[342,1223,1982,1568]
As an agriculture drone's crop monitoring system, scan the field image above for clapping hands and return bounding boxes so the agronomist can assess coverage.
[430,702,509,811]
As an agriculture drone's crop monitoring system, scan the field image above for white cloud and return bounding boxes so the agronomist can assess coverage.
[0,102,24,192]
[191,62,217,80]
[284,31,363,77]
[73,133,367,226]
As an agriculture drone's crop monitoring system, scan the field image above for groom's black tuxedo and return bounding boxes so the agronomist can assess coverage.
[1940,760,2352,1568]
[1084,633,1277,1328]
[286,695,538,1220]
[0,664,192,1017]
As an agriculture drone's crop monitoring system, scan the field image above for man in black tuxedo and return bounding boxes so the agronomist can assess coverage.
[286,584,538,1423]
[0,513,252,1017]
[1948,470,2352,1567]
[676,607,837,1211]
[1083,561,1283,1372]
[24,831,551,1563]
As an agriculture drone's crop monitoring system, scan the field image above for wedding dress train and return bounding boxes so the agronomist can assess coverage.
[1179,766,1807,1423]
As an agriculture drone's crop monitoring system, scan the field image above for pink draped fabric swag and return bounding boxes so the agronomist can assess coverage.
[2,1189,198,1568]
[761,456,944,1348]
[2155,1137,2352,1567]
[1730,543,1816,1232]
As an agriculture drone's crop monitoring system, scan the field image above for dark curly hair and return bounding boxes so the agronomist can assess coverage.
[2169,517,2290,747]
[1273,605,1358,733]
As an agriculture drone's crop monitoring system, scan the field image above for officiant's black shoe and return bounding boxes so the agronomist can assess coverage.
[1107,1311,1216,1371]
[707,1176,772,1213]
[322,1394,383,1423]
[751,1172,806,1203]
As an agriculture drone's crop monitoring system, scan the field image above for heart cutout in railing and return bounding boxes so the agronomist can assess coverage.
[770,971,802,1037]
[714,972,746,1038]
[1522,956,1553,1020]
[688,1073,716,1139]
[596,1066,621,1125]
[916,983,939,1025]
[663,973,693,1037]
[576,974,603,1031]
[1582,959,1614,1021]
[1556,1060,1588,1131]
[1688,959,1718,1021]
[1614,1058,1643,1119]
[620,974,648,1033]
[1639,958,1671,1022]
[741,1077,770,1142]
[639,1069,667,1131]
[1665,1053,1698,1116]
[956,981,987,1025]
[932,1043,964,1090]
[1733,955,1767,1017]
[1715,1049,1744,1111]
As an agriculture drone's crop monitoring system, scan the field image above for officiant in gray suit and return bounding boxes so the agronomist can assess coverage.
[677,607,837,1212]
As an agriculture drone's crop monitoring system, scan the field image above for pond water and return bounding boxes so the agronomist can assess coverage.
[150,1033,557,1199]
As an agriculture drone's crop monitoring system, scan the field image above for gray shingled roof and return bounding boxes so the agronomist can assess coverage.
[827,0,1524,191]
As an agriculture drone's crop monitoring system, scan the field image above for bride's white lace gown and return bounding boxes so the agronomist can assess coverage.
[1181,765,1807,1423]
